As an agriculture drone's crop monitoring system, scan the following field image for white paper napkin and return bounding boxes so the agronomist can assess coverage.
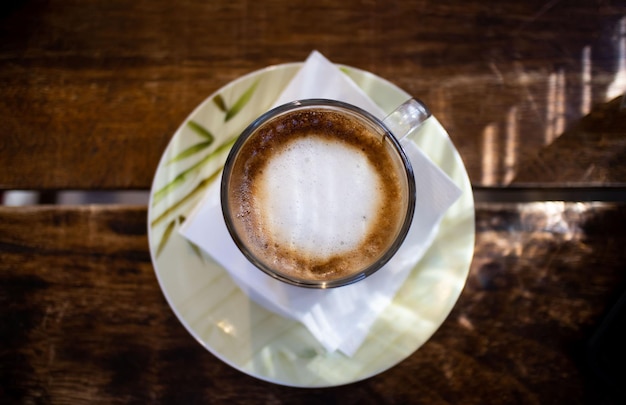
[180,51,462,356]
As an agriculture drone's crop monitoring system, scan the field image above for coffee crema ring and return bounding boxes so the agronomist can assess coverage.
[224,106,411,284]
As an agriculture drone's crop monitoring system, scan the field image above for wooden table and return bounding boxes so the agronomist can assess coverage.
[2,1,626,403]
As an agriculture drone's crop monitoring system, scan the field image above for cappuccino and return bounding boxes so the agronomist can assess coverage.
[223,105,413,284]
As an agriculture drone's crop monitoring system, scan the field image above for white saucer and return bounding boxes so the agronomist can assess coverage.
[147,63,475,387]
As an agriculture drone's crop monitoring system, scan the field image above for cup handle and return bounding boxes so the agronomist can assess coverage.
[382,98,431,141]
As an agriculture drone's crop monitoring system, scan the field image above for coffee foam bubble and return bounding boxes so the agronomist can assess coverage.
[258,136,382,260]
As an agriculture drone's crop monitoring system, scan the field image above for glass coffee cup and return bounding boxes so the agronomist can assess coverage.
[221,99,430,288]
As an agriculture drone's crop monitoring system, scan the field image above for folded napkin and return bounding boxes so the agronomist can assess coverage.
[180,51,462,356]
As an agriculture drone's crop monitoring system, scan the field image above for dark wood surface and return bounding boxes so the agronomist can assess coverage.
[1,0,626,189]
[3,1,626,403]
[1,203,625,403]
[513,95,626,186]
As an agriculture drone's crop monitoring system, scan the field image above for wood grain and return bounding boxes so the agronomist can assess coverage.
[513,95,626,186]
[1,203,625,403]
[1,0,625,189]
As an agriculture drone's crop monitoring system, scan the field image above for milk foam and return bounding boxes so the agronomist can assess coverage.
[258,136,382,260]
